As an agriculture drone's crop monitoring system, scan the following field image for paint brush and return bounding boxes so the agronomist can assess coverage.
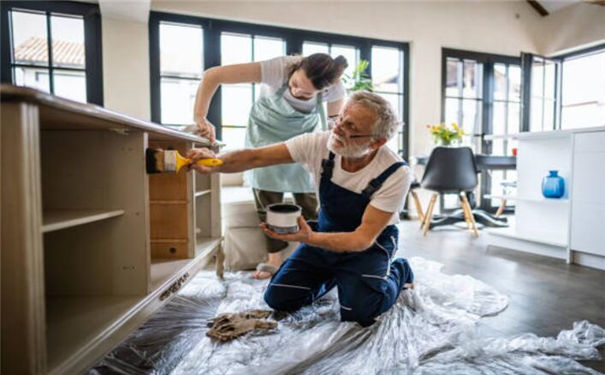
[146,148,222,174]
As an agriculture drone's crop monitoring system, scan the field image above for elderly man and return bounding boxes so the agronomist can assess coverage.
[189,91,414,326]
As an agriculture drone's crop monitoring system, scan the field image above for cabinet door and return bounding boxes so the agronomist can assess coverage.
[570,132,605,256]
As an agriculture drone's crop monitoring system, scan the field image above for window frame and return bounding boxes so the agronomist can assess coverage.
[149,11,410,160]
[521,43,605,132]
[0,0,104,105]
[441,48,521,212]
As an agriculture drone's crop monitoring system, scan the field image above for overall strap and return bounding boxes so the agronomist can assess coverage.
[321,152,336,180]
[361,161,407,199]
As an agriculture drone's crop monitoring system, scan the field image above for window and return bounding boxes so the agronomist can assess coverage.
[1,1,103,105]
[441,49,521,211]
[561,49,605,129]
[149,13,409,160]
[221,33,285,150]
[521,44,605,132]
[159,22,203,126]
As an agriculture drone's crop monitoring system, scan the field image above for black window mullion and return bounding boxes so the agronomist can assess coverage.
[46,11,54,94]
[205,21,221,138]
[479,62,494,211]
[83,6,103,105]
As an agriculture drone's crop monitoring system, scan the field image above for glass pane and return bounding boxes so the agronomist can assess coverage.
[160,22,203,78]
[221,84,253,127]
[221,127,247,151]
[530,97,544,132]
[445,58,460,97]
[508,65,521,102]
[371,46,401,93]
[445,98,460,126]
[562,103,605,129]
[331,44,357,80]
[461,99,481,139]
[302,41,328,55]
[160,78,198,125]
[494,64,507,101]
[221,33,251,65]
[11,10,48,66]
[561,51,605,129]
[508,102,520,134]
[493,102,506,135]
[13,66,50,92]
[543,99,555,130]
[54,69,86,102]
[253,36,285,62]
[531,58,544,98]
[462,60,482,98]
[544,59,556,100]
[51,14,85,69]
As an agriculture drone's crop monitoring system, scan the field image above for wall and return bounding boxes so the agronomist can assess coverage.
[102,17,151,121]
[533,3,605,55]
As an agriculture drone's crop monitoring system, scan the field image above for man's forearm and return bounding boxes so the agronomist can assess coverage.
[306,231,374,253]
[216,149,258,173]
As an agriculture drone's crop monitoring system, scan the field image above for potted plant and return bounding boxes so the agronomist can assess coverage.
[427,122,465,146]
[342,60,374,93]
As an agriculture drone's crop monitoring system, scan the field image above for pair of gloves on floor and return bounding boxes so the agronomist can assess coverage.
[206,309,277,342]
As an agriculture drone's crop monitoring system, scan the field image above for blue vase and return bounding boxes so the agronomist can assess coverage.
[542,170,565,198]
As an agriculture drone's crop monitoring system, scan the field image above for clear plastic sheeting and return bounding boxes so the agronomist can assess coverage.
[90,257,605,374]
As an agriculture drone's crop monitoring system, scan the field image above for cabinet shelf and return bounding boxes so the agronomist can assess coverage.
[46,295,141,374]
[42,209,125,233]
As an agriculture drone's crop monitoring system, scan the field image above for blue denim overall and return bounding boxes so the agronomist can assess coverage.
[264,152,414,326]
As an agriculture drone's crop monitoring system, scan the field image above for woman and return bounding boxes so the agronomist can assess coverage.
[194,53,348,279]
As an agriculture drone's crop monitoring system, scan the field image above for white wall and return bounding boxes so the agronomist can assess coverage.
[102,18,150,121]
[150,0,541,156]
[533,3,605,55]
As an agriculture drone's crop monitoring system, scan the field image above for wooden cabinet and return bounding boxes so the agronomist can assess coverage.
[1,85,223,374]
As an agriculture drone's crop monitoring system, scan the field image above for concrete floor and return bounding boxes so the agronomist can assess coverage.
[397,218,605,373]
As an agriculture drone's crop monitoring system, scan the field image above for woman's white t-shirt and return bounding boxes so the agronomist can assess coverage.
[260,56,346,113]
[285,131,413,225]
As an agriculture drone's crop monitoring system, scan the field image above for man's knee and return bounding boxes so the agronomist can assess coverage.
[264,284,303,312]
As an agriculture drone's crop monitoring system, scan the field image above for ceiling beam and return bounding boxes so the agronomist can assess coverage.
[527,0,549,16]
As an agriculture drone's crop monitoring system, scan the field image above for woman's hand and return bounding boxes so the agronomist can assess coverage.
[260,216,313,244]
[195,116,216,143]
[186,148,218,173]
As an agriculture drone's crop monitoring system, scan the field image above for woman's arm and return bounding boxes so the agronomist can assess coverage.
[194,62,262,141]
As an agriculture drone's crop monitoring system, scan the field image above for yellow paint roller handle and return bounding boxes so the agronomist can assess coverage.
[191,158,223,167]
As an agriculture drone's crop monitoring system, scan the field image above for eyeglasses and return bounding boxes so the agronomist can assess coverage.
[329,115,378,139]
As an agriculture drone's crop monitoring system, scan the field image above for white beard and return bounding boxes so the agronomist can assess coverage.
[327,131,371,158]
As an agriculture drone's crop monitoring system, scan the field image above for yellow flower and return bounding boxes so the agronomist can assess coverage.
[452,123,459,130]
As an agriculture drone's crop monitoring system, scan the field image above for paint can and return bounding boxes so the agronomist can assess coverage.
[266,203,302,234]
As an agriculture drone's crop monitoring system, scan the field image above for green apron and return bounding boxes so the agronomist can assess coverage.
[244,84,326,193]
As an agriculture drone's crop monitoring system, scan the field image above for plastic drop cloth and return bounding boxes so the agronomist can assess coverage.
[90,257,605,374]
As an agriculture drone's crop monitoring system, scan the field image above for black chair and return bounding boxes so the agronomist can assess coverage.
[419,146,479,237]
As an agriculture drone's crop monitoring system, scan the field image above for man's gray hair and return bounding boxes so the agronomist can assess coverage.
[348,91,400,141]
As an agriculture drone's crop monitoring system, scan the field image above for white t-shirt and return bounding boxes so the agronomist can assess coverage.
[260,56,346,113]
[285,131,413,225]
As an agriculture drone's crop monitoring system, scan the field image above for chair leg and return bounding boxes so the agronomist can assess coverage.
[495,199,506,217]
[460,192,479,237]
[423,193,438,236]
[419,192,435,229]
[410,190,424,222]
[459,192,472,229]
